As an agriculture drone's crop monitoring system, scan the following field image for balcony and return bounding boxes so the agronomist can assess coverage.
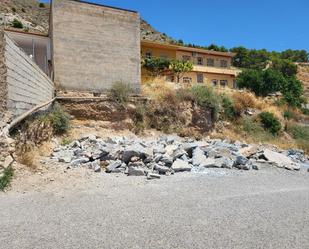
[193,65,241,76]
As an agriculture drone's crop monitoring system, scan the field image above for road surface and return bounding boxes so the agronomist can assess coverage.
[1,168,309,249]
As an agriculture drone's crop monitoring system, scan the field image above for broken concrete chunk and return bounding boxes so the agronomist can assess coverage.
[106,160,123,173]
[192,147,207,166]
[171,159,192,172]
[147,173,161,180]
[128,166,146,176]
[262,149,300,171]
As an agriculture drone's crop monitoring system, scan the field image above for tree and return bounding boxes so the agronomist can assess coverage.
[281,77,304,107]
[281,49,309,62]
[142,57,170,78]
[237,68,304,107]
[271,59,298,77]
[207,44,228,52]
[170,60,193,83]
[230,46,250,68]
[237,69,285,96]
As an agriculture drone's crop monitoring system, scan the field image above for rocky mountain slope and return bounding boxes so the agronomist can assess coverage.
[297,63,309,98]
[0,0,49,34]
[0,0,175,44]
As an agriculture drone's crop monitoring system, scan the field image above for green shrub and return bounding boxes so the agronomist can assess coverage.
[221,95,237,120]
[61,137,72,146]
[237,69,284,97]
[11,19,23,29]
[109,82,133,104]
[301,108,309,116]
[131,104,146,134]
[281,77,304,107]
[239,117,275,142]
[271,58,298,77]
[142,57,170,78]
[286,124,309,153]
[283,110,295,120]
[258,112,282,135]
[175,88,194,102]
[237,68,304,107]
[190,85,220,120]
[0,167,14,191]
[39,2,45,8]
[241,117,265,134]
[286,123,309,140]
[49,104,70,135]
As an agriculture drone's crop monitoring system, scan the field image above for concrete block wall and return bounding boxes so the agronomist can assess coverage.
[4,34,54,117]
[51,0,141,92]
[0,25,8,119]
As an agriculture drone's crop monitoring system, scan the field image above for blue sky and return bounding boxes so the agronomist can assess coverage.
[46,0,309,52]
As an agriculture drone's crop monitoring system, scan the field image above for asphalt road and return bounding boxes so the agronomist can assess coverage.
[1,169,309,249]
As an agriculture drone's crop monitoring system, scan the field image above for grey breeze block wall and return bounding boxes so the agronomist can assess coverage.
[0,25,8,119]
[51,0,141,92]
[4,34,54,117]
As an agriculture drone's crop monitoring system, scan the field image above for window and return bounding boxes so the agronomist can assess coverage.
[183,77,192,84]
[207,58,214,67]
[220,60,228,68]
[197,57,203,65]
[220,80,228,87]
[233,80,237,89]
[145,51,152,59]
[197,73,204,83]
[211,79,218,86]
[182,55,191,62]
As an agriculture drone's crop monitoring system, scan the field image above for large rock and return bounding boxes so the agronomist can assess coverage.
[153,145,166,154]
[233,156,250,170]
[262,149,300,171]
[128,166,146,176]
[171,159,192,172]
[122,144,144,163]
[71,157,90,167]
[192,147,207,166]
[154,164,173,175]
[183,143,198,156]
[106,160,124,173]
[171,148,187,161]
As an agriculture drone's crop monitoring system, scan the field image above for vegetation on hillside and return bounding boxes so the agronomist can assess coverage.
[0,167,14,191]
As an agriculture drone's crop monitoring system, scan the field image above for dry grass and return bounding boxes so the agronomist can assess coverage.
[16,143,37,170]
[232,91,258,115]
[212,124,297,151]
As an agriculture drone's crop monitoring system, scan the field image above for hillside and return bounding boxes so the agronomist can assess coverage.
[297,63,309,98]
[0,0,175,44]
[0,0,49,34]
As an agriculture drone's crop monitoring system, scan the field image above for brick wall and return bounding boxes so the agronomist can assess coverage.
[4,34,54,117]
[51,0,141,92]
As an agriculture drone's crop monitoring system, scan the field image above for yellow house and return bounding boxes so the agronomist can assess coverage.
[141,40,241,88]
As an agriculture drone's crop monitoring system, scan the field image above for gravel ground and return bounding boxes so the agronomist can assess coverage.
[0,168,309,249]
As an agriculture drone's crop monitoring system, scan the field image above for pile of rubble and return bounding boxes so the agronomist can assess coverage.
[50,135,309,179]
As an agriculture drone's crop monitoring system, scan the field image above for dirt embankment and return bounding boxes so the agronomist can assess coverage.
[57,99,215,135]
[297,63,309,98]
